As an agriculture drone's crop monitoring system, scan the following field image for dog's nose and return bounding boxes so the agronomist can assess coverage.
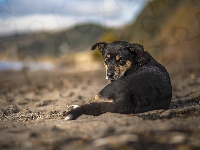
[107,72,114,78]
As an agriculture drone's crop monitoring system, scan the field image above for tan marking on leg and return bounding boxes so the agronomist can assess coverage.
[93,95,113,103]
[91,98,98,103]
[105,99,113,102]
[98,98,113,103]
[94,94,100,102]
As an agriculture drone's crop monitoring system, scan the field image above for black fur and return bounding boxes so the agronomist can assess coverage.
[65,41,172,120]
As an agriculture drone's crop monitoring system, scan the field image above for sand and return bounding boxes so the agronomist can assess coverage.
[0,66,200,150]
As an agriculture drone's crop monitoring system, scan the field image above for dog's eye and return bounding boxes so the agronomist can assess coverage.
[106,54,110,59]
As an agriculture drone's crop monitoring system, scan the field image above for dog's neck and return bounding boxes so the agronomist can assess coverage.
[125,51,152,75]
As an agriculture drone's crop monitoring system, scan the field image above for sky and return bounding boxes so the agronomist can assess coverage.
[0,0,149,36]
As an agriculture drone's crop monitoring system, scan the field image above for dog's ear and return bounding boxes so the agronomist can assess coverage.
[126,43,144,53]
[91,42,107,52]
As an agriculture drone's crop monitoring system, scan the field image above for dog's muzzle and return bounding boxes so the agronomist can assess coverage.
[106,72,115,80]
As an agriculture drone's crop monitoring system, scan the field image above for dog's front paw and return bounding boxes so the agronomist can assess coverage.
[65,105,82,121]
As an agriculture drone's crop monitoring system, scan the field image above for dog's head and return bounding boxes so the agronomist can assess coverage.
[91,41,145,81]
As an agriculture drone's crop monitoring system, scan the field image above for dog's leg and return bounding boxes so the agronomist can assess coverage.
[65,102,116,120]
[65,96,135,120]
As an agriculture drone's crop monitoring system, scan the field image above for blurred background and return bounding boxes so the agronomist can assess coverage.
[0,0,200,75]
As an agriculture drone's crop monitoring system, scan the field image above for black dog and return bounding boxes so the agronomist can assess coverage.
[65,41,172,120]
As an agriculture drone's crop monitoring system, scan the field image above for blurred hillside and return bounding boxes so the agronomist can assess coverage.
[100,0,200,66]
[0,23,107,61]
[0,0,200,72]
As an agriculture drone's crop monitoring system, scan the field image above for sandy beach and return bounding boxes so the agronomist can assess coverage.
[0,64,200,150]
